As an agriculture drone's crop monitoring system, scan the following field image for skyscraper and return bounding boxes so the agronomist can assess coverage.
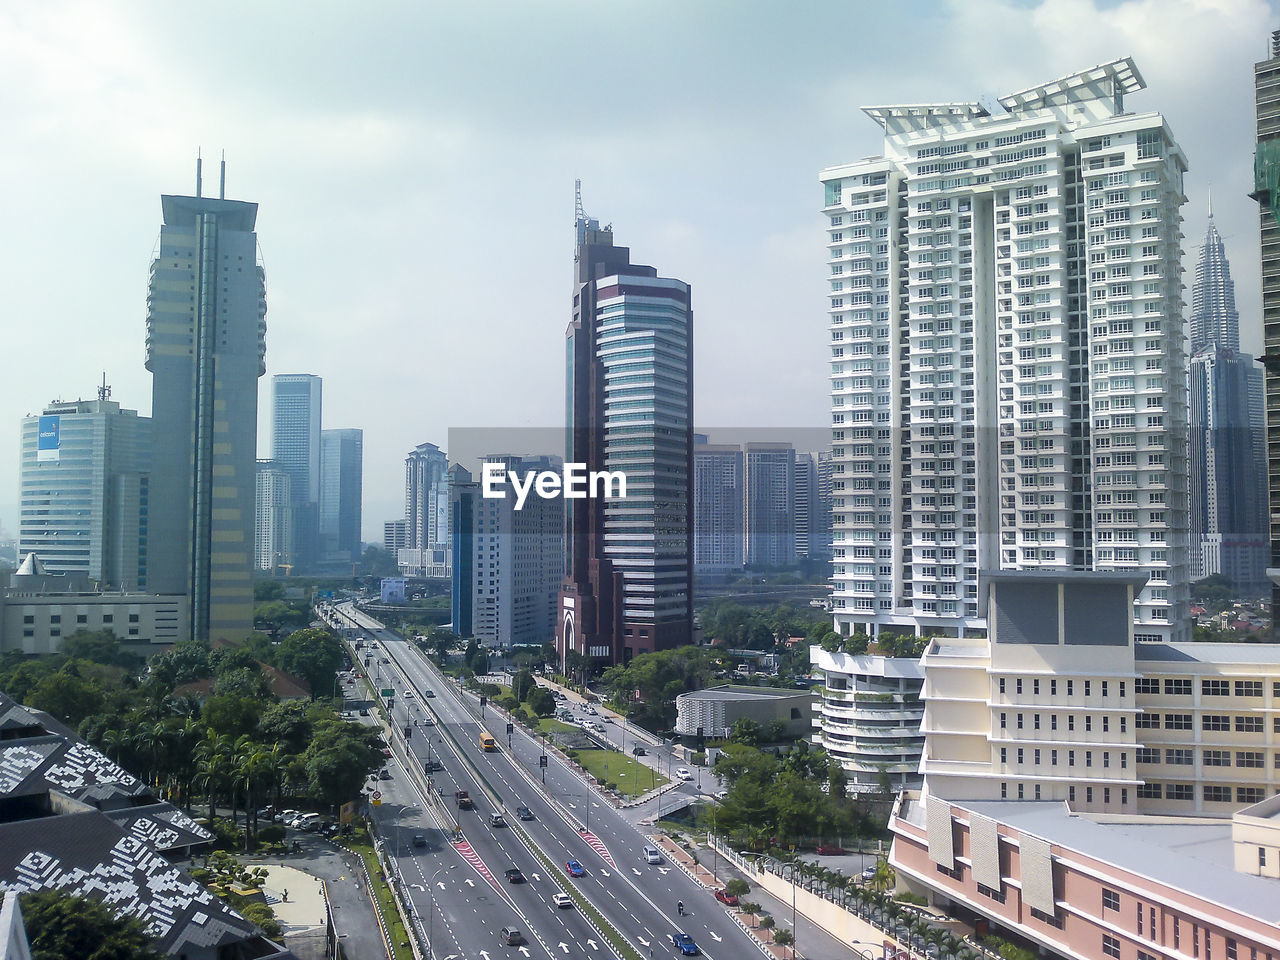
[271,374,322,568]
[558,202,693,667]
[254,461,291,572]
[319,428,363,563]
[1253,31,1280,624]
[822,58,1190,642]
[18,392,151,590]
[693,437,744,578]
[146,160,266,642]
[1186,211,1268,592]
[401,442,450,578]
[743,442,796,569]
[452,455,563,648]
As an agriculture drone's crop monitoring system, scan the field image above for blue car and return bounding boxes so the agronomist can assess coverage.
[564,859,585,878]
[671,933,699,956]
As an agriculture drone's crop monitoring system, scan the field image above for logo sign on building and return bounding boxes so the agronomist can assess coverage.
[36,415,60,462]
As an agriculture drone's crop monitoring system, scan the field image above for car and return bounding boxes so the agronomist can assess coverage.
[714,888,739,906]
[404,690,415,699]
[378,770,393,780]
[381,748,393,758]
[489,813,507,828]
[862,866,877,882]
[564,859,585,878]
[675,767,693,781]
[815,844,847,856]
[600,716,612,723]
[426,759,444,772]
[500,926,525,946]
[516,805,534,821]
[504,868,525,883]
[632,745,647,757]
[358,708,369,716]
[424,689,435,698]
[412,834,427,848]
[583,706,597,715]
[670,933,700,956]
[644,845,663,865]
[275,809,299,823]
[714,790,729,801]
[420,716,436,726]
[552,893,573,909]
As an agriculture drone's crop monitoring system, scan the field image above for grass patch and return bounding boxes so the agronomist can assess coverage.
[534,717,579,737]
[571,748,668,797]
[346,830,416,960]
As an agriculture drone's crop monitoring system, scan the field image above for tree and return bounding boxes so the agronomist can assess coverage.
[253,580,286,602]
[276,628,344,699]
[827,761,848,801]
[512,669,536,703]
[58,630,142,670]
[773,929,794,947]
[729,717,762,746]
[761,719,788,743]
[148,641,211,686]
[20,890,162,960]
[257,700,313,754]
[28,671,104,726]
[527,686,556,717]
[304,736,380,807]
[253,601,304,639]
[724,879,750,897]
[202,694,263,739]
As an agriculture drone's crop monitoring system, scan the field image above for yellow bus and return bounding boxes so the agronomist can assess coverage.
[479,731,497,751]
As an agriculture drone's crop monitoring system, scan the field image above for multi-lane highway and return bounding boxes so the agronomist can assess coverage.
[327,602,764,960]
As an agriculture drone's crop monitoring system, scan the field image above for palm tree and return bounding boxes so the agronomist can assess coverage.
[101,728,130,765]
[925,926,949,958]
[871,856,896,894]
[134,721,170,790]
[909,916,933,954]
[943,933,967,959]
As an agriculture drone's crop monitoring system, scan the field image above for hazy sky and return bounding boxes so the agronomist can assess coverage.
[0,0,1273,541]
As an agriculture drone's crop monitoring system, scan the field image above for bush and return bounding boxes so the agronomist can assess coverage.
[759,915,775,930]
[498,694,520,712]
[256,824,285,844]
[724,879,750,897]
[894,891,927,906]
[205,817,244,851]
[774,929,794,946]
[240,902,281,938]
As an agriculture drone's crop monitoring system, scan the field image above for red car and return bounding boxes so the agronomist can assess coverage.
[815,844,847,856]
[714,889,739,906]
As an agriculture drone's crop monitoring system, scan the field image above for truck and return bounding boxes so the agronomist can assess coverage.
[454,790,473,810]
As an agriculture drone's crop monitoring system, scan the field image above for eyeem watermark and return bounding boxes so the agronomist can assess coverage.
[482,462,627,510]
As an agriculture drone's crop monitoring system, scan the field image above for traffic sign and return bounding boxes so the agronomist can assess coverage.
[381,689,394,698]
[372,790,382,800]
[506,722,514,734]
[539,755,548,768]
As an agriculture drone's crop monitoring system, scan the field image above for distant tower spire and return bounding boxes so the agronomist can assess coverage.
[219,150,226,200]
[1208,185,1213,220]
[575,178,585,224]
[195,150,203,198]
[98,372,110,403]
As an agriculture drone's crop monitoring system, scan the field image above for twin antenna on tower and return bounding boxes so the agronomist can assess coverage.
[194,149,228,200]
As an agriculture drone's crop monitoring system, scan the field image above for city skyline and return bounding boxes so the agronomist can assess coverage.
[0,1,1271,541]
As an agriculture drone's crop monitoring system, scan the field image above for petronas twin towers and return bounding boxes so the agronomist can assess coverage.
[1188,209,1268,591]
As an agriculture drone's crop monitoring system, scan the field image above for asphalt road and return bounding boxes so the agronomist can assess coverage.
[328,602,764,960]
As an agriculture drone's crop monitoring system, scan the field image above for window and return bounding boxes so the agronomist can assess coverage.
[1103,935,1121,959]
[1236,680,1263,698]
[1136,712,1160,728]
[1203,679,1231,696]
[1204,785,1232,803]
[1203,750,1231,766]
[1203,715,1231,732]
[1236,716,1264,733]
[1237,751,1264,768]
[1165,749,1193,765]
[1238,787,1266,804]
[977,883,1006,903]
[1030,906,1063,929]
[1163,678,1191,695]
[1102,889,1120,911]
[1165,714,1192,730]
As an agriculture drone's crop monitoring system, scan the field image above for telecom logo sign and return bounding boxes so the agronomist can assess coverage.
[36,415,60,463]
[482,462,627,510]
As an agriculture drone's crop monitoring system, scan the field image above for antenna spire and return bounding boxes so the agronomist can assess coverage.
[219,150,226,200]
[195,149,203,198]
[575,179,585,224]
[97,372,111,403]
[1207,185,1213,220]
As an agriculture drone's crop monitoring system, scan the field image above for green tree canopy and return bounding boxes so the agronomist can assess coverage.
[58,630,142,671]
[527,685,556,717]
[21,890,162,960]
[275,628,344,699]
[729,717,762,746]
[28,671,104,726]
[147,640,211,687]
[202,694,263,738]
[257,700,314,753]
[512,669,536,703]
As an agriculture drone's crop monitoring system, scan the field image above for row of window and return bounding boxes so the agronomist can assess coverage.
[1136,713,1267,733]
[1137,783,1267,804]
[1102,883,1269,960]
[1135,678,1271,698]
[997,676,1126,699]
[21,613,140,624]
[999,711,1128,734]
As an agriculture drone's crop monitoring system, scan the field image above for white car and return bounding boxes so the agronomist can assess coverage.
[675,767,693,781]
[644,845,663,864]
[552,893,573,909]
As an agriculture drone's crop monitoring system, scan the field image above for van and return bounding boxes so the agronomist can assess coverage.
[500,927,524,946]
[644,845,663,864]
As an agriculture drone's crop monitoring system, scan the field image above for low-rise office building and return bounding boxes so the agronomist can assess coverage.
[673,684,811,740]
[810,646,925,794]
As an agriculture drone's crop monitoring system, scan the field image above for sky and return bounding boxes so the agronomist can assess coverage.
[0,0,1273,542]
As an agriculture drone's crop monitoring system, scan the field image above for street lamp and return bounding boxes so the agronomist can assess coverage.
[784,859,798,960]
[428,863,456,959]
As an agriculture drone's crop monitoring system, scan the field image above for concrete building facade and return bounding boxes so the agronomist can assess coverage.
[145,163,266,642]
[810,646,925,793]
[254,461,291,572]
[320,428,363,563]
[401,442,450,578]
[673,685,812,740]
[744,442,796,569]
[18,396,150,591]
[270,374,322,568]
[693,437,744,577]
[823,59,1190,643]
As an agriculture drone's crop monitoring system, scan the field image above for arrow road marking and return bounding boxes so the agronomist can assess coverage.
[657,867,670,875]
[587,939,598,951]
[464,878,475,887]
[480,952,492,960]
[559,943,569,955]
[632,868,642,876]
[600,870,609,877]
[637,937,650,947]
[531,873,542,881]
[519,950,530,958]
[437,881,446,890]
[410,883,425,891]
[710,932,722,942]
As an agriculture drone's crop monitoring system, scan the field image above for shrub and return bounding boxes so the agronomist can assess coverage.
[240,902,281,938]
[256,824,285,844]
[774,930,794,947]
[759,915,775,930]
[724,879,750,897]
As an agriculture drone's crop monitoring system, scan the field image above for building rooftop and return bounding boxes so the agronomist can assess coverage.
[1134,642,1280,664]
[944,799,1280,926]
[680,684,809,702]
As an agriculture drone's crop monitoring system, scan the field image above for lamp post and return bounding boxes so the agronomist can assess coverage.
[428,864,455,959]
[784,859,798,960]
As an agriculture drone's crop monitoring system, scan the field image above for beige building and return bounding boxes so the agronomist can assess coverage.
[673,685,811,740]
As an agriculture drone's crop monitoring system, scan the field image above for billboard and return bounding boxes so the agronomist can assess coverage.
[36,415,60,462]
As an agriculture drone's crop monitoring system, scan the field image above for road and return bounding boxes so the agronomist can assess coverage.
[329,602,763,960]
